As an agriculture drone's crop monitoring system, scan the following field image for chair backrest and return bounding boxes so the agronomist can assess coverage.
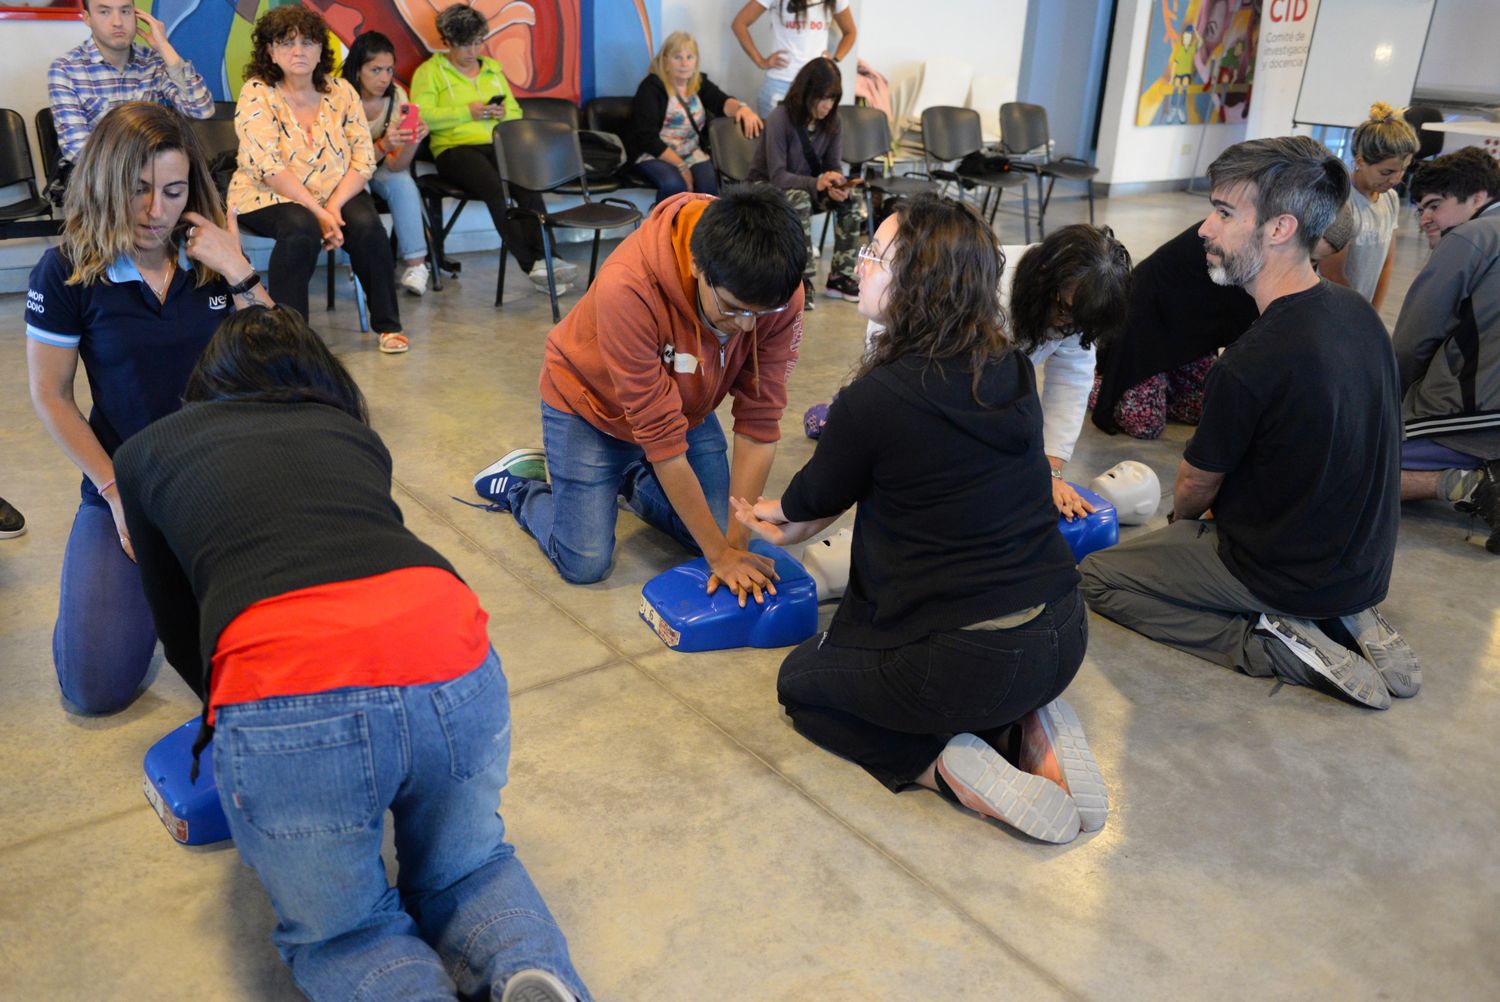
[1403,104,1445,161]
[839,105,892,167]
[34,108,60,182]
[708,116,758,183]
[494,118,585,194]
[0,108,38,189]
[188,116,238,160]
[210,100,236,121]
[518,97,581,130]
[919,106,982,163]
[999,102,1049,156]
[584,96,633,137]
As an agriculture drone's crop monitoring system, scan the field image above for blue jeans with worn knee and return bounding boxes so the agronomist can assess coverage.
[368,165,426,263]
[507,401,730,584]
[628,157,718,205]
[53,492,158,713]
[215,650,590,1002]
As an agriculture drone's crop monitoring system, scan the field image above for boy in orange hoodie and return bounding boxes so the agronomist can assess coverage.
[473,188,807,602]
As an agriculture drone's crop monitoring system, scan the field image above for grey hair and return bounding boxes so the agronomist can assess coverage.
[436,5,488,46]
[1206,135,1350,253]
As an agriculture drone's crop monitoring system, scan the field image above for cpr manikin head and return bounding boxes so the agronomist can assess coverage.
[1089,461,1161,525]
[800,528,853,601]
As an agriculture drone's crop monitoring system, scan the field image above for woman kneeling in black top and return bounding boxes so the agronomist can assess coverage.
[733,195,1107,843]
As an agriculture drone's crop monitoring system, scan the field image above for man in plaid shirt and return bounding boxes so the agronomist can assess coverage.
[48,1,213,165]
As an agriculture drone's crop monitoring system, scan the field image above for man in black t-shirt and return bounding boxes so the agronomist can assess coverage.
[1081,136,1414,709]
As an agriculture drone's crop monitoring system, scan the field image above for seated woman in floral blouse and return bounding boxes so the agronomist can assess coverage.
[229,5,409,353]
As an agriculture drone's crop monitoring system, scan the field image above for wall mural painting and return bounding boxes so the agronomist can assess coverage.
[144,0,650,104]
[1137,0,1262,127]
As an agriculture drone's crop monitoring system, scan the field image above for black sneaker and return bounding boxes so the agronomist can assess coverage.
[1455,459,1500,554]
[1253,613,1390,709]
[801,277,816,311]
[824,273,860,301]
[0,496,24,539]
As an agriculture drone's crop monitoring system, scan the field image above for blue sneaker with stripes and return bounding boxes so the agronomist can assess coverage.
[473,449,546,510]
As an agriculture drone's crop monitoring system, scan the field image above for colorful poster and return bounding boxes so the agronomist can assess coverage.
[1137,0,1262,127]
[146,0,653,103]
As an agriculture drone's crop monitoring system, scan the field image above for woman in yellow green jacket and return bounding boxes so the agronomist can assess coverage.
[410,5,578,296]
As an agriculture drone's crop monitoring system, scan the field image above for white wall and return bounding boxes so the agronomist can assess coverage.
[1094,0,1247,193]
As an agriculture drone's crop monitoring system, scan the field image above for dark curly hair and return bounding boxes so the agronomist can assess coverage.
[857,194,1009,402]
[244,6,336,92]
[1007,225,1132,353]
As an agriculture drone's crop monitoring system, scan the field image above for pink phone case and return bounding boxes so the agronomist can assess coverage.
[398,103,421,133]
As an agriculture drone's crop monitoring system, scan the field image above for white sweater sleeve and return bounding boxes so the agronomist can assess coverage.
[1032,332,1096,462]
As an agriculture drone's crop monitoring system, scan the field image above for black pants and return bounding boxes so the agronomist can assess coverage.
[238,193,401,332]
[434,143,547,272]
[777,587,1087,792]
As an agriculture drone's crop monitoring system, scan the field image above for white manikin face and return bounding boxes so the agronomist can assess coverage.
[800,528,854,601]
[1090,461,1161,525]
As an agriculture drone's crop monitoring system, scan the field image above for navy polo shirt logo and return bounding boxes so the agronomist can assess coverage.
[209,295,228,310]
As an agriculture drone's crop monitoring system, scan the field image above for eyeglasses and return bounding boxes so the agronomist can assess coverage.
[856,242,889,272]
[709,283,791,320]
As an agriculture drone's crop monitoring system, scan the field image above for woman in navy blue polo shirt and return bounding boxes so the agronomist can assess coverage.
[26,102,272,714]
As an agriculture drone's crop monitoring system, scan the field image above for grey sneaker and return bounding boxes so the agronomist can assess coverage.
[1254,614,1390,709]
[529,261,572,296]
[1337,607,1420,698]
[501,969,577,1002]
[1020,698,1109,833]
[937,733,1081,843]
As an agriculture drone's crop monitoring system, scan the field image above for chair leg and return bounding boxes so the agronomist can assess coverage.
[541,228,560,323]
[1087,179,1096,225]
[1034,175,1047,239]
[1021,184,1031,243]
[588,231,601,287]
[819,210,832,251]
[326,249,335,311]
[495,245,509,307]
[424,217,443,292]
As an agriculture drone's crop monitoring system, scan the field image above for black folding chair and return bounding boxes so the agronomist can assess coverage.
[492,119,642,321]
[921,105,1031,241]
[999,102,1097,237]
[584,95,683,196]
[835,106,940,241]
[0,109,59,240]
[34,108,60,184]
[707,116,759,188]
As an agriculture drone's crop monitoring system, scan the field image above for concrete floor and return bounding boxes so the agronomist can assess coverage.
[1,190,1497,1001]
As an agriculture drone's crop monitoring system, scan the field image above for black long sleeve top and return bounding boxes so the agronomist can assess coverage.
[114,400,459,704]
[626,73,735,162]
[781,352,1079,648]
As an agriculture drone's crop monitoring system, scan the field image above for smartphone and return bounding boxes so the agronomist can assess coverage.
[397,103,421,133]
[487,95,508,106]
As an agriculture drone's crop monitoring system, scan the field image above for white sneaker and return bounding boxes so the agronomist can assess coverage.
[501,969,577,1002]
[399,262,429,296]
[529,261,572,295]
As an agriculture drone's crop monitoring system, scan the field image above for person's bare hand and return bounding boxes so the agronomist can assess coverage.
[763,49,790,70]
[135,10,171,52]
[1052,477,1096,521]
[706,545,779,607]
[737,106,764,139]
[179,210,253,281]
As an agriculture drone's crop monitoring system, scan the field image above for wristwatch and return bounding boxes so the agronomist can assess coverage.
[227,271,262,296]
[1049,467,1064,480]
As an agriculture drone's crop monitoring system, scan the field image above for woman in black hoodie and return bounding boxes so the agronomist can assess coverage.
[733,195,1108,844]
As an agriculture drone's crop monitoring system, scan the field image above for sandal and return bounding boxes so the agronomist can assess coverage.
[377,332,409,354]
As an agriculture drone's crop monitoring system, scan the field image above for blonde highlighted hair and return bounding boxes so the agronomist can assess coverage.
[651,32,701,97]
[1352,101,1419,166]
[61,103,226,288]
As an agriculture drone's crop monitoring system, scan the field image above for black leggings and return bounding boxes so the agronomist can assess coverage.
[777,587,1088,791]
[238,193,401,333]
[434,143,547,271]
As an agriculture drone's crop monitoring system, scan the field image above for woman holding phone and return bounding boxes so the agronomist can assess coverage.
[26,102,272,715]
[344,31,432,297]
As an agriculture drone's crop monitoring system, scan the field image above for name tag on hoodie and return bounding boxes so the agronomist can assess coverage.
[672,351,699,374]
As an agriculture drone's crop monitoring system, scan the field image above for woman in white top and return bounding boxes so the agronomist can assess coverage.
[343,32,431,297]
[1318,102,1417,310]
[863,224,1132,518]
[733,0,857,117]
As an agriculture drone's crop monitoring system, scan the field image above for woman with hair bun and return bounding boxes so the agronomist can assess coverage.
[1319,101,1417,309]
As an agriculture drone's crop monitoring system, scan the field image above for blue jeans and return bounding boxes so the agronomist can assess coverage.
[215,650,590,1002]
[369,165,427,263]
[54,493,158,713]
[757,75,792,118]
[508,401,730,584]
[628,157,718,205]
